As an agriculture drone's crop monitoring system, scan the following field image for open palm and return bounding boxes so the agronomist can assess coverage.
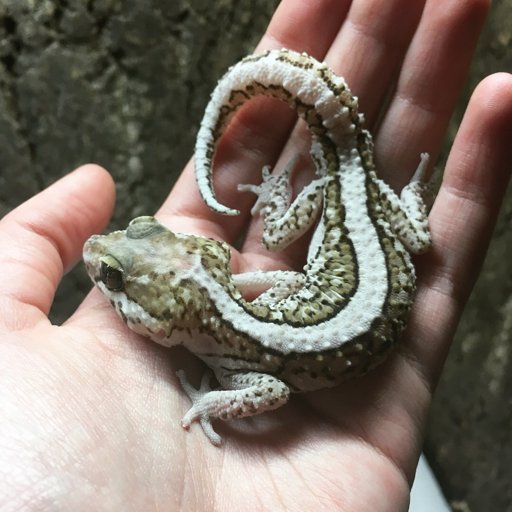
[1,0,511,510]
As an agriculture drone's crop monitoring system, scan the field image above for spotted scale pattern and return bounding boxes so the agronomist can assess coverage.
[83,49,432,445]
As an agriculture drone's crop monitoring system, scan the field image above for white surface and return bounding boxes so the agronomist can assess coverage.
[409,454,451,511]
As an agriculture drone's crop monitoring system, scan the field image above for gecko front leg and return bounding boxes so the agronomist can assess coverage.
[233,270,306,304]
[177,370,290,445]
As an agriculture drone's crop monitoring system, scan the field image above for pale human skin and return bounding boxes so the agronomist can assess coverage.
[0,0,511,510]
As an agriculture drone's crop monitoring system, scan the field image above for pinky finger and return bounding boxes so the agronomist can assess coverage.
[408,73,512,384]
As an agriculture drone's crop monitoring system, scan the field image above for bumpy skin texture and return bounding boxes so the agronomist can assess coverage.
[83,49,432,445]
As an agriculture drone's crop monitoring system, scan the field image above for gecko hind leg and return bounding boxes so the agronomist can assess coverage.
[238,154,299,217]
[376,153,432,254]
[238,155,324,251]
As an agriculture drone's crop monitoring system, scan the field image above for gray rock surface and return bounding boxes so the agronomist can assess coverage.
[0,1,510,510]
[0,0,278,321]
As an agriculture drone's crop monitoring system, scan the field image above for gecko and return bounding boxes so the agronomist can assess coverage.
[83,49,432,445]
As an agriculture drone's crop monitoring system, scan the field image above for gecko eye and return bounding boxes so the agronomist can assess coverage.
[99,255,125,291]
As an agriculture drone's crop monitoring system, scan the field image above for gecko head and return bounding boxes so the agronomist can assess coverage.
[83,216,221,341]
[83,216,170,292]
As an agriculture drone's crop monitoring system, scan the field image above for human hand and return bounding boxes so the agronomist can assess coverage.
[1,0,511,510]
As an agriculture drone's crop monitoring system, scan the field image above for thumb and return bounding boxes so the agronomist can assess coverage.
[0,165,115,331]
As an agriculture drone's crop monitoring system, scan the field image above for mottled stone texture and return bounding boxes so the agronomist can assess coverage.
[0,1,511,510]
[0,0,278,320]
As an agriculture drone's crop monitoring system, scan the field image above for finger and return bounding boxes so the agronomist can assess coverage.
[272,0,425,186]
[326,0,426,124]
[0,165,115,330]
[375,0,490,189]
[273,0,489,207]
[240,0,430,263]
[159,0,351,242]
[257,0,352,57]
[405,73,512,385]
